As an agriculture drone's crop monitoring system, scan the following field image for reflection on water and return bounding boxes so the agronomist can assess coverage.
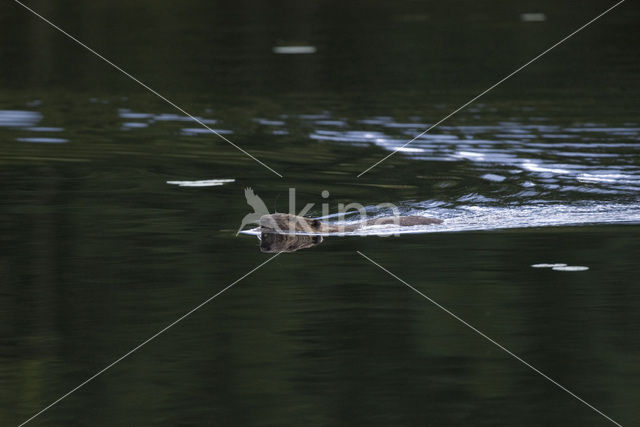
[307,116,640,198]
[0,110,42,127]
[4,102,640,232]
[258,231,323,253]
[16,137,68,144]
[5,104,639,203]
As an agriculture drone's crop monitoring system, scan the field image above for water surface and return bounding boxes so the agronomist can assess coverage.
[1,0,639,425]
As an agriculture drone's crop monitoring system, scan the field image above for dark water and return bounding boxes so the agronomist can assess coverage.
[1,0,640,425]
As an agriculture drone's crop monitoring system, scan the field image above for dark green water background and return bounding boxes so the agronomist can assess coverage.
[1,0,639,425]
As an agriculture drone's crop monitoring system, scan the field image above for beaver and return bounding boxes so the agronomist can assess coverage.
[259,213,442,235]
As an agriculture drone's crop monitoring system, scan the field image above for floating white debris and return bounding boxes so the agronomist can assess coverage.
[532,263,567,268]
[272,46,317,54]
[166,179,235,187]
[521,13,547,22]
[552,265,589,272]
[532,263,589,272]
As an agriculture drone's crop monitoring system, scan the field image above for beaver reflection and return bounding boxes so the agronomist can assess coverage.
[259,230,323,253]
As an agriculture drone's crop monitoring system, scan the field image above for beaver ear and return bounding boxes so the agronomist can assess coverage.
[311,219,320,229]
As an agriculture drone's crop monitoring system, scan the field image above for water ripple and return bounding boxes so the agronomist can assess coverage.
[0,110,42,127]
[306,116,640,197]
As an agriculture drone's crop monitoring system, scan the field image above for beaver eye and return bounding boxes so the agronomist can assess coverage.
[311,220,320,228]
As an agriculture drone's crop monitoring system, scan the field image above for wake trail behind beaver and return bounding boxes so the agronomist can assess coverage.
[240,202,640,236]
